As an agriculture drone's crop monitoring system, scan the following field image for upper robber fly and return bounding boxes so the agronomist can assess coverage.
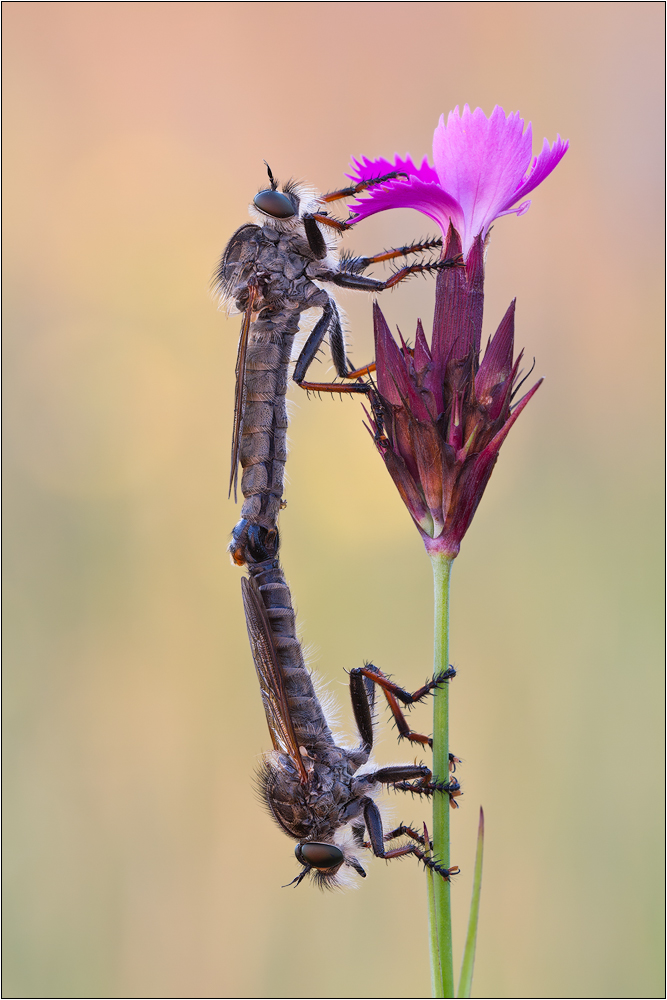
[214,164,460,569]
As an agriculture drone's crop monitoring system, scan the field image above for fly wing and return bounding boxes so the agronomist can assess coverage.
[241,576,308,783]
[229,284,257,501]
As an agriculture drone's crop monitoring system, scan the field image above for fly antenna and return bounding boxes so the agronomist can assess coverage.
[264,161,278,190]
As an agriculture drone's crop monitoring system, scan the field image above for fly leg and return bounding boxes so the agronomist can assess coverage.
[383,823,430,847]
[301,212,452,283]
[339,236,445,275]
[366,763,462,809]
[360,796,459,881]
[293,255,460,394]
[328,242,461,380]
[390,774,463,808]
[349,666,461,808]
[294,212,460,395]
[328,255,461,293]
[292,297,372,395]
[382,823,461,874]
[384,823,426,843]
[318,171,410,204]
[350,663,456,749]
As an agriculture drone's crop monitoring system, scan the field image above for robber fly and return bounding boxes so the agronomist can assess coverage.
[241,566,461,888]
[214,165,456,568]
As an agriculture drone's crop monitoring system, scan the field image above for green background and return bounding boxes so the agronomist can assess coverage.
[4,3,663,997]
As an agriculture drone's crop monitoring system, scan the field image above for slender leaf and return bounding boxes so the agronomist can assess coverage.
[457,807,485,998]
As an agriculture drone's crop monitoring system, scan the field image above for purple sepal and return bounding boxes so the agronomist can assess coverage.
[476,299,516,418]
[369,280,544,557]
[374,302,431,422]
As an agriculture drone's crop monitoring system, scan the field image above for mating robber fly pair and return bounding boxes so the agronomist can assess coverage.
[216,165,462,887]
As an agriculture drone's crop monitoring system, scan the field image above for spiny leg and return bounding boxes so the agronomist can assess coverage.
[305,212,352,234]
[349,669,462,811]
[384,823,428,846]
[340,236,444,272]
[349,661,443,754]
[362,797,459,881]
[349,664,462,807]
[369,763,434,784]
[328,255,461,295]
[297,256,463,388]
[350,663,456,749]
[292,297,372,396]
[390,775,462,809]
[318,250,460,384]
[291,296,378,397]
[365,762,461,809]
[319,171,410,204]
[293,246,461,396]
[389,821,460,877]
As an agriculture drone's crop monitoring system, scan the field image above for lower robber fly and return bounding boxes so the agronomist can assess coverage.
[241,566,461,888]
[214,164,460,568]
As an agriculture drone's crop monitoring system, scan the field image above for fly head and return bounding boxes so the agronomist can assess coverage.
[253,162,298,220]
[287,841,366,889]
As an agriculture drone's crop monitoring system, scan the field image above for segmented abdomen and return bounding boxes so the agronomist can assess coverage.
[238,314,297,534]
[250,559,334,748]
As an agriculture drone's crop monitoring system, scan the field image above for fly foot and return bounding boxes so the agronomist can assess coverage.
[421,856,461,881]
[390,776,462,808]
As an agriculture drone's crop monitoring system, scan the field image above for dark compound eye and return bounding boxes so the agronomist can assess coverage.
[253,189,296,219]
[295,842,344,870]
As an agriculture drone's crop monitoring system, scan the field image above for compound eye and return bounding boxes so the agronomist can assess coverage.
[253,189,296,219]
[295,842,344,870]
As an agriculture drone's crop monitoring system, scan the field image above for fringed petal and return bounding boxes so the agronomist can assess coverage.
[347,153,438,185]
[501,136,569,212]
[347,176,462,239]
[347,107,568,256]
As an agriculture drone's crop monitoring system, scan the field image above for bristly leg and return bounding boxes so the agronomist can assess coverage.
[353,664,456,705]
[350,663,456,748]
[328,256,461,294]
[339,236,444,274]
[384,823,429,846]
[361,796,459,882]
[319,171,410,204]
[390,776,462,809]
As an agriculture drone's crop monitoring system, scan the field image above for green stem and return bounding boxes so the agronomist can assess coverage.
[428,552,455,998]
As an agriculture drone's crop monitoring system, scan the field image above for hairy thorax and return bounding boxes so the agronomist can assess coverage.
[262,747,366,842]
[224,224,333,321]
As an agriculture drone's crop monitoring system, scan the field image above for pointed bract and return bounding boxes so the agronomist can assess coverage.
[370,264,542,557]
[414,319,432,371]
[373,302,431,422]
[476,300,515,404]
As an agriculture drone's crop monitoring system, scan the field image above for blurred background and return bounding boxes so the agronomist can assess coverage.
[3,3,663,998]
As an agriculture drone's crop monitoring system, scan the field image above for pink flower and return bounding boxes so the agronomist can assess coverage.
[347,105,568,255]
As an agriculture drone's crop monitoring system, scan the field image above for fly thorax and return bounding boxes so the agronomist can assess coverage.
[305,256,339,280]
[260,755,314,839]
[350,771,380,800]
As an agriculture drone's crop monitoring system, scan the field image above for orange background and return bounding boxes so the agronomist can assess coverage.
[4,3,663,997]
